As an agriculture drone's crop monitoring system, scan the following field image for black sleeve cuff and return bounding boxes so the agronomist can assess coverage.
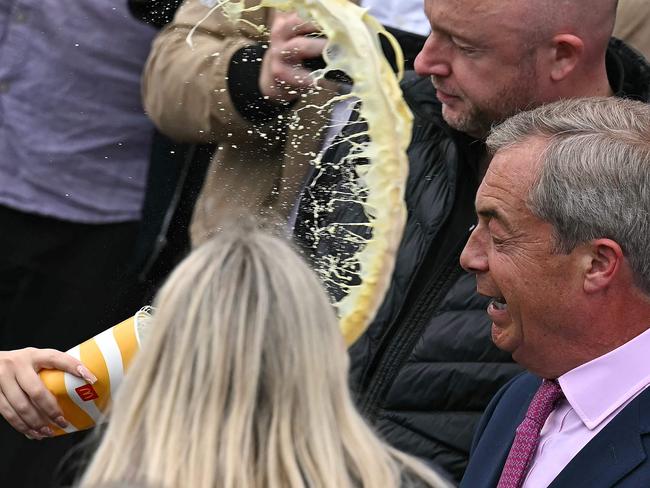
[127,0,182,29]
[227,44,295,124]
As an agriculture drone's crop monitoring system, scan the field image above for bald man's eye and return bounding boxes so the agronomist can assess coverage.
[451,38,481,56]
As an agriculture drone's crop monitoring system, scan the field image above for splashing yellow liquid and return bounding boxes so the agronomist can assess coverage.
[199,0,413,346]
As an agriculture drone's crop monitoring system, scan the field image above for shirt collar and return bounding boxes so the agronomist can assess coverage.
[558,327,650,430]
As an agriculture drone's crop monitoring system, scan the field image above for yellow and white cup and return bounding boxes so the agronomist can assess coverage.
[39,307,152,436]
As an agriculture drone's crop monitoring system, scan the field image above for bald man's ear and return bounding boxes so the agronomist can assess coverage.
[549,34,584,82]
[582,238,624,294]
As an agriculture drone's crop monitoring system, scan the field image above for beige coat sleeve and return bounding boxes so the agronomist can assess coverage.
[614,0,650,60]
[142,0,271,143]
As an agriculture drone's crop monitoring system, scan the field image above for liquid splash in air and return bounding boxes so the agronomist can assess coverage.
[195,0,413,346]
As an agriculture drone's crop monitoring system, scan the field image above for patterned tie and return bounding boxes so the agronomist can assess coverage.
[497,379,564,488]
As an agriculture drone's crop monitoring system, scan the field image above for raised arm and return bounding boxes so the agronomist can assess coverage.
[142,0,274,143]
[142,0,331,144]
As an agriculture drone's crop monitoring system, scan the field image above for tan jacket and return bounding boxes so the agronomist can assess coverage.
[142,0,338,245]
[614,0,650,60]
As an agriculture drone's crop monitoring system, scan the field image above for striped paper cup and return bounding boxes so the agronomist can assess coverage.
[39,307,152,436]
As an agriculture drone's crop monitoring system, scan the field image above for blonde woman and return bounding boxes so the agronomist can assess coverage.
[78,222,451,488]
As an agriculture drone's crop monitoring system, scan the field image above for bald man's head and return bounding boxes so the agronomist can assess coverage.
[415,0,616,137]
[514,0,617,51]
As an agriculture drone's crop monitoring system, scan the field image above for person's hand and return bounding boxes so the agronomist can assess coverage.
[0,348,96,439]
[259,11,328,103]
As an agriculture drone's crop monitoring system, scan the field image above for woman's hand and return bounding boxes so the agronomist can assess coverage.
[0,348,96,439]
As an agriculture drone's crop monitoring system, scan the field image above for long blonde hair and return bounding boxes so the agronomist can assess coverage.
[80,222,450,488]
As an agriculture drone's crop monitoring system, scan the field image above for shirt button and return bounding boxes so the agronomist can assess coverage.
[0,81,10,93]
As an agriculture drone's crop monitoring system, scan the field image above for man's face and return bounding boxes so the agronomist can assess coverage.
[414,0,544,138]
[460,139,585,374]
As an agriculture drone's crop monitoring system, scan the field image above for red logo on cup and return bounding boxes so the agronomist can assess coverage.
[75,384,99,402]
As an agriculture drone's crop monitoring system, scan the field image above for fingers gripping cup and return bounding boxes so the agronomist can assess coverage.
[39,307,152,436]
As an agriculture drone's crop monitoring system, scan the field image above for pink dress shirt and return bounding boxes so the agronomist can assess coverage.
[523,327,650,487]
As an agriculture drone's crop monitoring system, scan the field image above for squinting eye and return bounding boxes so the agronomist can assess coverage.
[457,44,478,55]
[490,235,505,246]
[451,38,479,55]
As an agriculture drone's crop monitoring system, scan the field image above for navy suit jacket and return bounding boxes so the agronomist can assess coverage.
[460,373,650,487]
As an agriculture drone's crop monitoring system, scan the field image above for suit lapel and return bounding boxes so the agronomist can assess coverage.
[549,388,650,487]
[461,374,542,488]
[487,393,535,483]
[474,378,539,488]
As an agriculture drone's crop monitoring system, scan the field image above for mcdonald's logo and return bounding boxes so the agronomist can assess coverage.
[75,384,99,402]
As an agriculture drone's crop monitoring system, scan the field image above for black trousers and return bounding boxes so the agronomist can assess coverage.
[0,204,145,487]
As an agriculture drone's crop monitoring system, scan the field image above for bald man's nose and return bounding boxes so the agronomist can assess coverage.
[414,33,452,78]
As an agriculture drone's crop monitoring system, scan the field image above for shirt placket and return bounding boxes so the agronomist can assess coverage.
[523,401,572,486]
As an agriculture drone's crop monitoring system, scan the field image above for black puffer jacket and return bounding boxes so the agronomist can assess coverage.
[295,39,650,482]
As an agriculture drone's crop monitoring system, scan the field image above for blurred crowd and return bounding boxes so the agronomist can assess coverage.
[0,0,649,487]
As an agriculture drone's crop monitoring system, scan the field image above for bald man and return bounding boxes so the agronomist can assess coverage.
[294,0,650,481]
[0,0,648,484]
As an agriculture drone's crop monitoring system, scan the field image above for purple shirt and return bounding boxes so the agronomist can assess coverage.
[523,327,650,487]
[0,1,156,223]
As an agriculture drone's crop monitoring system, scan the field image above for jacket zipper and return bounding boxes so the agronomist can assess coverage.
[358,231,470,421]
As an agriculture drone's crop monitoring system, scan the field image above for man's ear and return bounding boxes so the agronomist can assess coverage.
[549,34,584,82]
[583,238,624,294]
